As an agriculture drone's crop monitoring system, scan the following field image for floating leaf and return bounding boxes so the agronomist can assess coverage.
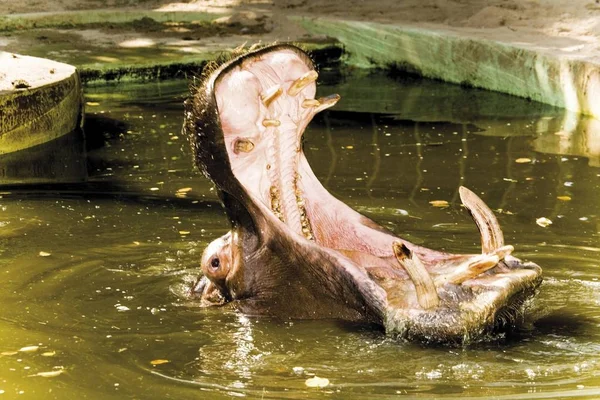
[86,102,100,106]
[150,359,170,365]
[515,158,532,164]
[557,196,571,201]
[292,366,305,374]
[429,200,449,208]
[39,251,51,257]
[179,231,190,235]
[19,346,39,353]
[35,370,64,378]
[41,351,56,357]
[345,145,354,149]
[1,351,18,356]
[176,187,192,193]
[536,217,552,228]
[305,376,330,388]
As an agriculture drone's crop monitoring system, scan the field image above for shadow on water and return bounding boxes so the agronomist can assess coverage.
[84,114,130,152]
[532,310,593,337]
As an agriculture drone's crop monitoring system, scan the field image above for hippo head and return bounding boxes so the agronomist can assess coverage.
[184,44,542,343]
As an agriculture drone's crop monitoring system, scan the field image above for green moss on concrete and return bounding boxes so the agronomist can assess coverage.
[1,54,83,154]
[80,59,210,84]
[0,10,226,32]
[79,41,341,84]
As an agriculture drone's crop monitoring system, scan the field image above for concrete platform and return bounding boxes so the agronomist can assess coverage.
[2,8,599,123]
[298,17,600,120]
[0,6,598,160]
[0,52,83,154]
[0,10,341,85]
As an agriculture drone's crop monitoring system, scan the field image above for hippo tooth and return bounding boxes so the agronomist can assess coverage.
[435,254,500,286]
[393,242,440,310]
[260,85,283,107]
[315,94,341,113]
[301,99,320,108]
[493,245,514,260]
[288,70,318,96]
[233,138,255,154]
[459,186,505,253]
[262,119,281,127]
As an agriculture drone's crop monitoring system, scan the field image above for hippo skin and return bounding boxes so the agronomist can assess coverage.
[184,44,542,343]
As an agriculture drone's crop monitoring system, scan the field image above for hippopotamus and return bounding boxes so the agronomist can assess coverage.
[183,43,542,343]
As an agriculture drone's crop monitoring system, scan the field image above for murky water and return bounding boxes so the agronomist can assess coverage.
[0,73,599,399]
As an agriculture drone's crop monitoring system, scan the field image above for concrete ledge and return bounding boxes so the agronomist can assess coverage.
[78,41,342,85]
[0,52,83,154]
[298,17,600,119]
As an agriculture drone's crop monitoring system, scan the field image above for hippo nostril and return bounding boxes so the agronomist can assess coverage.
[190,275,208,296]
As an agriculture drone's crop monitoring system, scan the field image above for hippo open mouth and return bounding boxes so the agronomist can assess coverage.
[184,44,542,343]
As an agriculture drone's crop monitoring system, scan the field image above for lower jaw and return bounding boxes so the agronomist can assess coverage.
[384,274,541,343]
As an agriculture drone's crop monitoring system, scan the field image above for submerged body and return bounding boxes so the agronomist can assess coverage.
[184,44,542,342]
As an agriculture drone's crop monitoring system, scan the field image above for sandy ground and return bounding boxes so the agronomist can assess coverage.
[2,0,600,44]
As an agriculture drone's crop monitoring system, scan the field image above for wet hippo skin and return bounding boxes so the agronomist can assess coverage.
[184,44,542,343]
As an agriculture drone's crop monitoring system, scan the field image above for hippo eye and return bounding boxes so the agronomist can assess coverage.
[210,257,220,269]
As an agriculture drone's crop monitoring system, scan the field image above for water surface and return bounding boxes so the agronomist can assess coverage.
[0,73,599,399]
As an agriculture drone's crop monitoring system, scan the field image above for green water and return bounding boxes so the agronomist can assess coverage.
[0,73,599,399]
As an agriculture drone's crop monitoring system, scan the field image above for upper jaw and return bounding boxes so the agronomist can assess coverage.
[213,46,339,242]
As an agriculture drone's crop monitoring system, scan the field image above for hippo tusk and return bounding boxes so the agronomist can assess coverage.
[459,186,504,253]
[393,242,440,309]
[493,245,514,260]
[435,254,500,286]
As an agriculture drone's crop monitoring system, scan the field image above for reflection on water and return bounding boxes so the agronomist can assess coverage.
[533,113,600,167]
[0,128,87,184]
[0,74,599,399]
